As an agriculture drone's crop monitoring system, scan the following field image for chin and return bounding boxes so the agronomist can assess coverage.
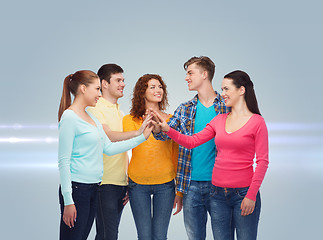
[224,102,232,107]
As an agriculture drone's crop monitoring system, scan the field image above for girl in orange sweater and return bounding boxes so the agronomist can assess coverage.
[123,74,179,240]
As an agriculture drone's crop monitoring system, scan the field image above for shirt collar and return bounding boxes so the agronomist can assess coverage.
[191,90,222,105]
[99,97,120,110]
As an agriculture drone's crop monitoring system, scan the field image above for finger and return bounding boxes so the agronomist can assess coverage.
[248,207,254,215]
[241,206,247,216]
[63,216,70,228]
[72,210,77,227]
[173,203,183,215]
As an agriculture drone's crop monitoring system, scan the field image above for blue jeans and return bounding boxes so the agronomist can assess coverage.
[128,178,175,240]
[183,180,221,240]
[59,182,99,240]
[95,184,127,240]
[209,186,261,240]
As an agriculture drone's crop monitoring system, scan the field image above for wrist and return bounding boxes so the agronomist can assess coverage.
[164,125,170,132]
[135,130,140,137]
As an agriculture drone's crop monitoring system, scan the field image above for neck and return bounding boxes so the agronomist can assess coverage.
[102,92,118,105]
[197,81,217,106]
[70,96,87,113]
[230,100,251,116]
[145,101,160,112]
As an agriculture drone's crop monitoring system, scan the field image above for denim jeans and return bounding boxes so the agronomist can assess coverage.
[183,180,221,240]
[209,186,261,240]
[95,184,127,240]
[128,178,175,240]
[59,181,99,240]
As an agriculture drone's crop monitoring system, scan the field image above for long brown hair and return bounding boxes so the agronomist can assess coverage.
[130,74,168,119]
[58,70,98,121]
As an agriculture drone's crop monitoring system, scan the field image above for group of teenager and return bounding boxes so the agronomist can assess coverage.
[57,56,269,240]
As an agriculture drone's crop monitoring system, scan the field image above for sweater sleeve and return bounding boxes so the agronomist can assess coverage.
[58,112,75,206]
[246,117,269,201]
[102,126,146,156]
[166,117,217,149]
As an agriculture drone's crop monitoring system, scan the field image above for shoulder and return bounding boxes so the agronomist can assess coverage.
[123,114,132,121]
[173,95,197,114]
[59,110,77,130]
[252,114,266,124]
[123,114,139,123]
[60,110,75,122]
[250,114,267,132]
[181,95,198,107]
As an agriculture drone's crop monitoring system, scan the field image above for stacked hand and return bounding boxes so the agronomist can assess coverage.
[138,112,155,139]
[146,109,170,132]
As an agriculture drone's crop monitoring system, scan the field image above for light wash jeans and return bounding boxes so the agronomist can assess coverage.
[128,178,175,240]
[183,180,222,240]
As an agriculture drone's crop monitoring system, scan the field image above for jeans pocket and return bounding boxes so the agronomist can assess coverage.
[128,178,137,189]
[236,187,249,199]
[210,185,217,197]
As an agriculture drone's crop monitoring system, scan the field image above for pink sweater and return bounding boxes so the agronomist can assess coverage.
[166,113,268,201]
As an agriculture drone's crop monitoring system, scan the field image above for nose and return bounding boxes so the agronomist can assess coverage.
[98,91,102,97]
[221,91,226,97]
[120,81,125,87]
[185,75,189,81]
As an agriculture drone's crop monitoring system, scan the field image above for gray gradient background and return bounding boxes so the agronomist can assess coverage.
[0,1,322,239]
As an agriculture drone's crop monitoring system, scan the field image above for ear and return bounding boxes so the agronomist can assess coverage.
[102,79,108,89]
[240,86,246,95]
[80,84,87,94]
[202,70,208,80]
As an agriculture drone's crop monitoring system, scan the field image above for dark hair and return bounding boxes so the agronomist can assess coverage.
[97,64,123,84]
[184,56,215,81]
[130,74,168,119]
[58,70,99,121]
[224,70,261,115]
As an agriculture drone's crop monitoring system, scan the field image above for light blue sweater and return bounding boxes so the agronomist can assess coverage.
[58,109,146,205]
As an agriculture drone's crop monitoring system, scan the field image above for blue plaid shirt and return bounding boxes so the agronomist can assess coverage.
[154,92,230,194]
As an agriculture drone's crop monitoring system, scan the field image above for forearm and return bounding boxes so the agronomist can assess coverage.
[102,124,139,142]
[104,134,146,156]
[166,127,214,149]
[58,159,74,205]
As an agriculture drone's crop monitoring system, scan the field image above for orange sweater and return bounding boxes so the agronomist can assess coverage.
[123,114,179,185]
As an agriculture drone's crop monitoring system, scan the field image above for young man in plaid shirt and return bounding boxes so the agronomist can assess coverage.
[153,56,230,240]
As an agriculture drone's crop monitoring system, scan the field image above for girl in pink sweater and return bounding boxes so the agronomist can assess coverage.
[152,70,268,240]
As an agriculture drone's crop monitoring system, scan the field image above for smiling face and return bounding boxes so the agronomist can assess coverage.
[83,77,102,107]
[104,72,125,100]
[221,78,245,107]
[144,79,163,104]
[185,63,205,91]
